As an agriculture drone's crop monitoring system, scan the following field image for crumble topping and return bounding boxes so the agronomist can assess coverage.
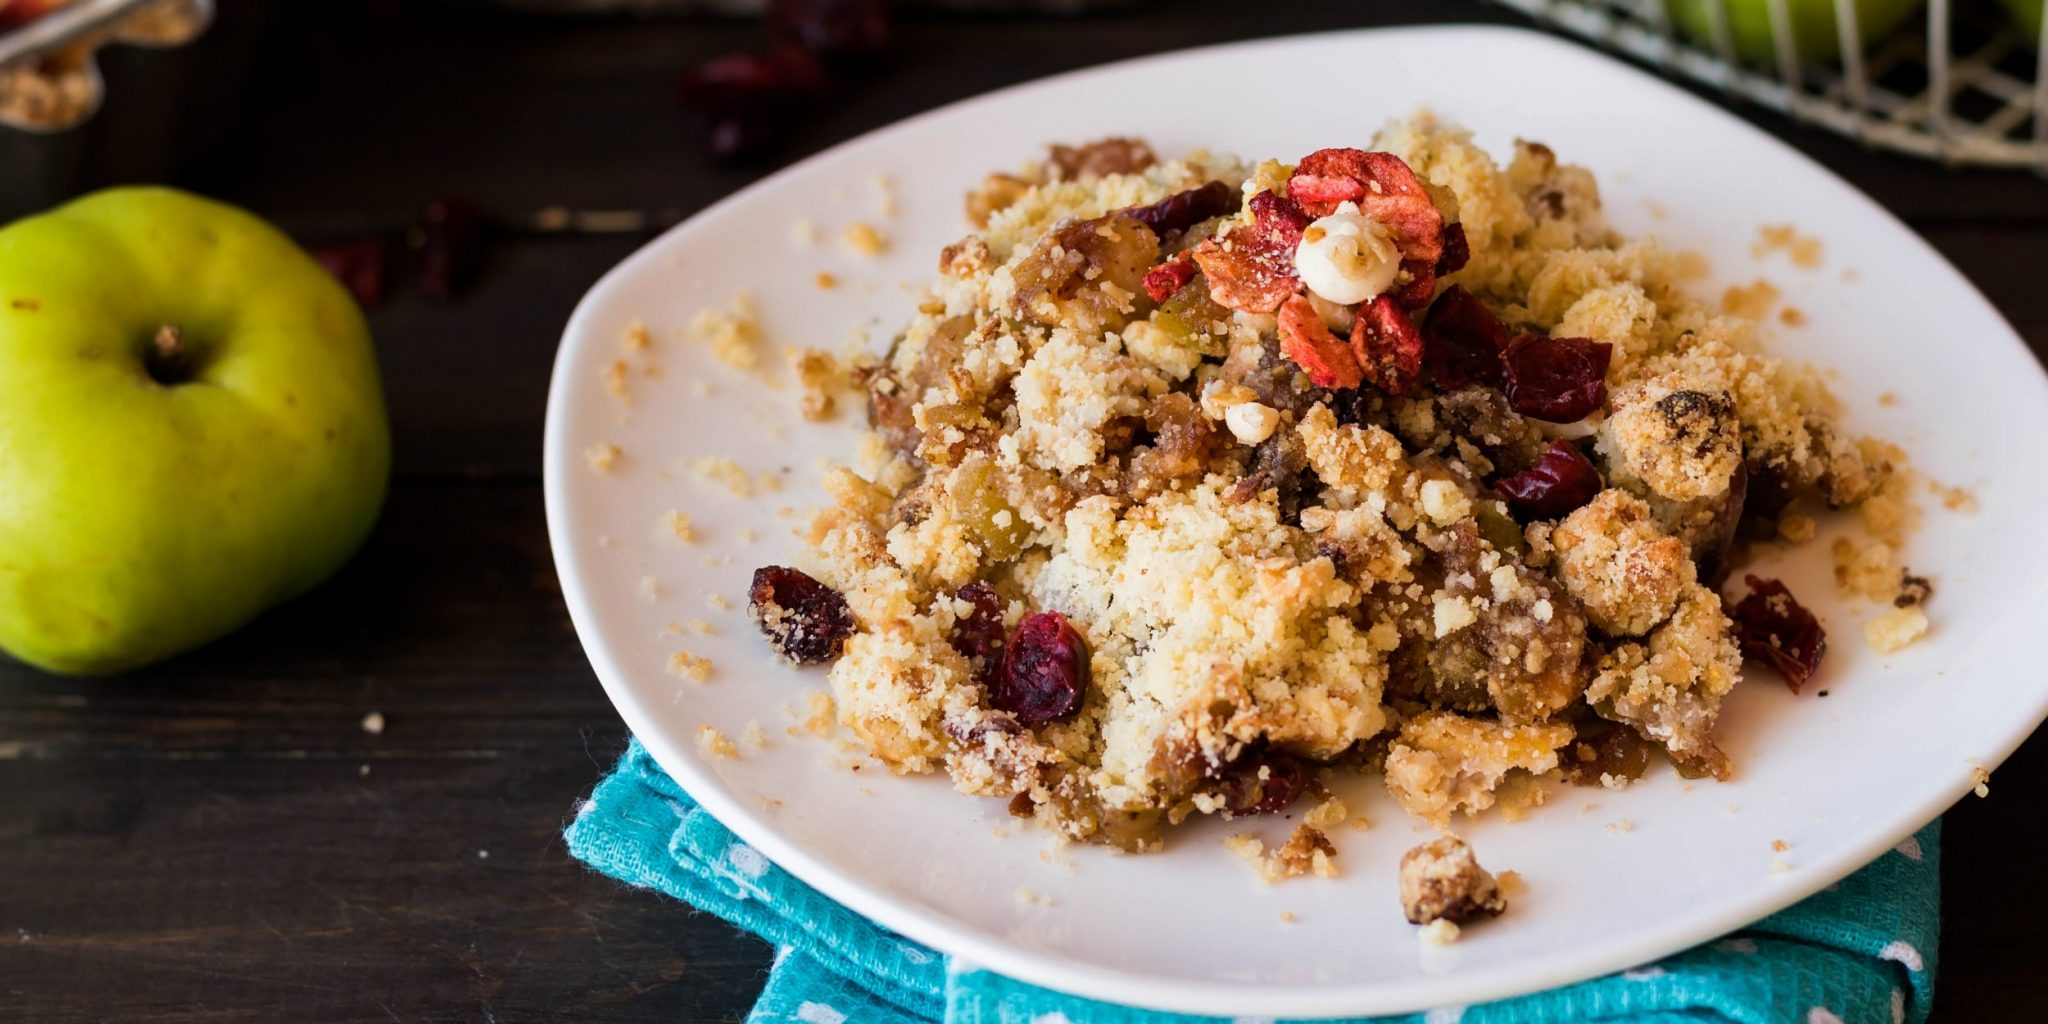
[720,118,1928,878]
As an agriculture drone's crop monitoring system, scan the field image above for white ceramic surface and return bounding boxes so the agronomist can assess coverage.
[543,26,2048,1018]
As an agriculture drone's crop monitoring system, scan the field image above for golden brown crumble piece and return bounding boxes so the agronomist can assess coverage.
[1598,375,1742,504]
[843,222,888,257]
[585,443,622,473]
[790,347,844,422]
[965,172,1035,230]
[696,725,738,758]
[1384,712,1574,826]
[691,295,762,372]
[1585,584,1741,778]
[1549,489,1694,636]
[622,319,652,351]
[668,651,713,682]
[1398,834,1507,925]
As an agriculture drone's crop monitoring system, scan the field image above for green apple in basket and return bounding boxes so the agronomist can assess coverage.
[1998,0,2044,46]
[1665,0,1926,62]
[0,188,391,674]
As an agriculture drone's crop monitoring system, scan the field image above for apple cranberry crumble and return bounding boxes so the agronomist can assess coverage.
[744,118,1922,854]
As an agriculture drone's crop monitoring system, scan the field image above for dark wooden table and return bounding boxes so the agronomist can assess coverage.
[2,1,2043,1020]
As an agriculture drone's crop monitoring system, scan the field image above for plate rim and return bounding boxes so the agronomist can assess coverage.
[543,22,2048,1017]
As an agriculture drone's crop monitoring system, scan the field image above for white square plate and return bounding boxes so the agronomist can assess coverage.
[544,25,2048,1017]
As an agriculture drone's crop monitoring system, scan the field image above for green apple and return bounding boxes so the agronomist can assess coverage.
[1665,0,1925,62]
[0,187,390,674]
[2000,0,2044,46]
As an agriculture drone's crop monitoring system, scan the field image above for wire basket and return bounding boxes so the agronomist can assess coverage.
[1492,0,2048,171]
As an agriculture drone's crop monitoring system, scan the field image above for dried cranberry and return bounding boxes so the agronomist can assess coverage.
[994,611,1089,725]
[1436,222,1471,276]
[1119,181,1239,238]
[1350,294,1424,396]
[767,0,891,64]
[1142,254,1199,304]
[948,582,1007,687]
[418,196,485,301]
[307,237,387,307]
[0,0,61,30]
[1501,333,1612,423]
[1731,576,1827,693]
[1188,190,1309,314]
[675,46,833,162]
[749,565,856,664]
[1217,745,1309,816]
[1496,440,1603,519]
[676,46,831,110]
[1421,285,1509,389]
[1277,294,1363,390]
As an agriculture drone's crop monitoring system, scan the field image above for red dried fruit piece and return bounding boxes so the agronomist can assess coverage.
[1217,745,1309,816]
[1288,150,1447,311]
[419,196,485,301]
[1436,222,1471,276]
[1421,285,1509,389]
[307,237,387,308]
[0,0,63,30]
[1277,294,1364,390]
[767,0,891,64]
[1286,149,1444,265]
[1496,440,1603,519]
[1120,180,1239,238]
[676,46,833,161]
[948,582,1007,687]
[749,565,856,665]
[1142,253,1199,304]
[1188,190,1309,314]
[1502,333,1612,423]
[995,611,1089,725]
[1731,576,1828,693]
[1351,294,1425,396]
[676,46,831,110]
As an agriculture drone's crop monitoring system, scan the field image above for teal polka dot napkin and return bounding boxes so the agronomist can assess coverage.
[566,740,1939,1024]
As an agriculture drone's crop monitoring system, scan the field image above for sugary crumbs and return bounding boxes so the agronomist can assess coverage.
[662,509,697,542]
[623,319,653,352]
[585,443,622,473]
[844,222,888,258]
[697,725,739,758]
[704,121,1932,927]
[691,294,763,371]
[669,651,714,682]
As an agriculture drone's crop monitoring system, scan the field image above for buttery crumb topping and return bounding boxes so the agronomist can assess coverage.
[726,118,1925,866]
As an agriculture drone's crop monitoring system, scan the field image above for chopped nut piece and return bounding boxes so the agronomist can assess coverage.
[1399,835,1506,926]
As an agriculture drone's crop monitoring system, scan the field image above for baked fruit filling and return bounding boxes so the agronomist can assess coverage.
[751,119,1904,853]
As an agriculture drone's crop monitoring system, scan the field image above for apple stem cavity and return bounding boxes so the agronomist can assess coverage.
[145,324,195,386]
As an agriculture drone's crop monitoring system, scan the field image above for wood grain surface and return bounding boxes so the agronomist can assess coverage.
[1,1,2043,1020]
